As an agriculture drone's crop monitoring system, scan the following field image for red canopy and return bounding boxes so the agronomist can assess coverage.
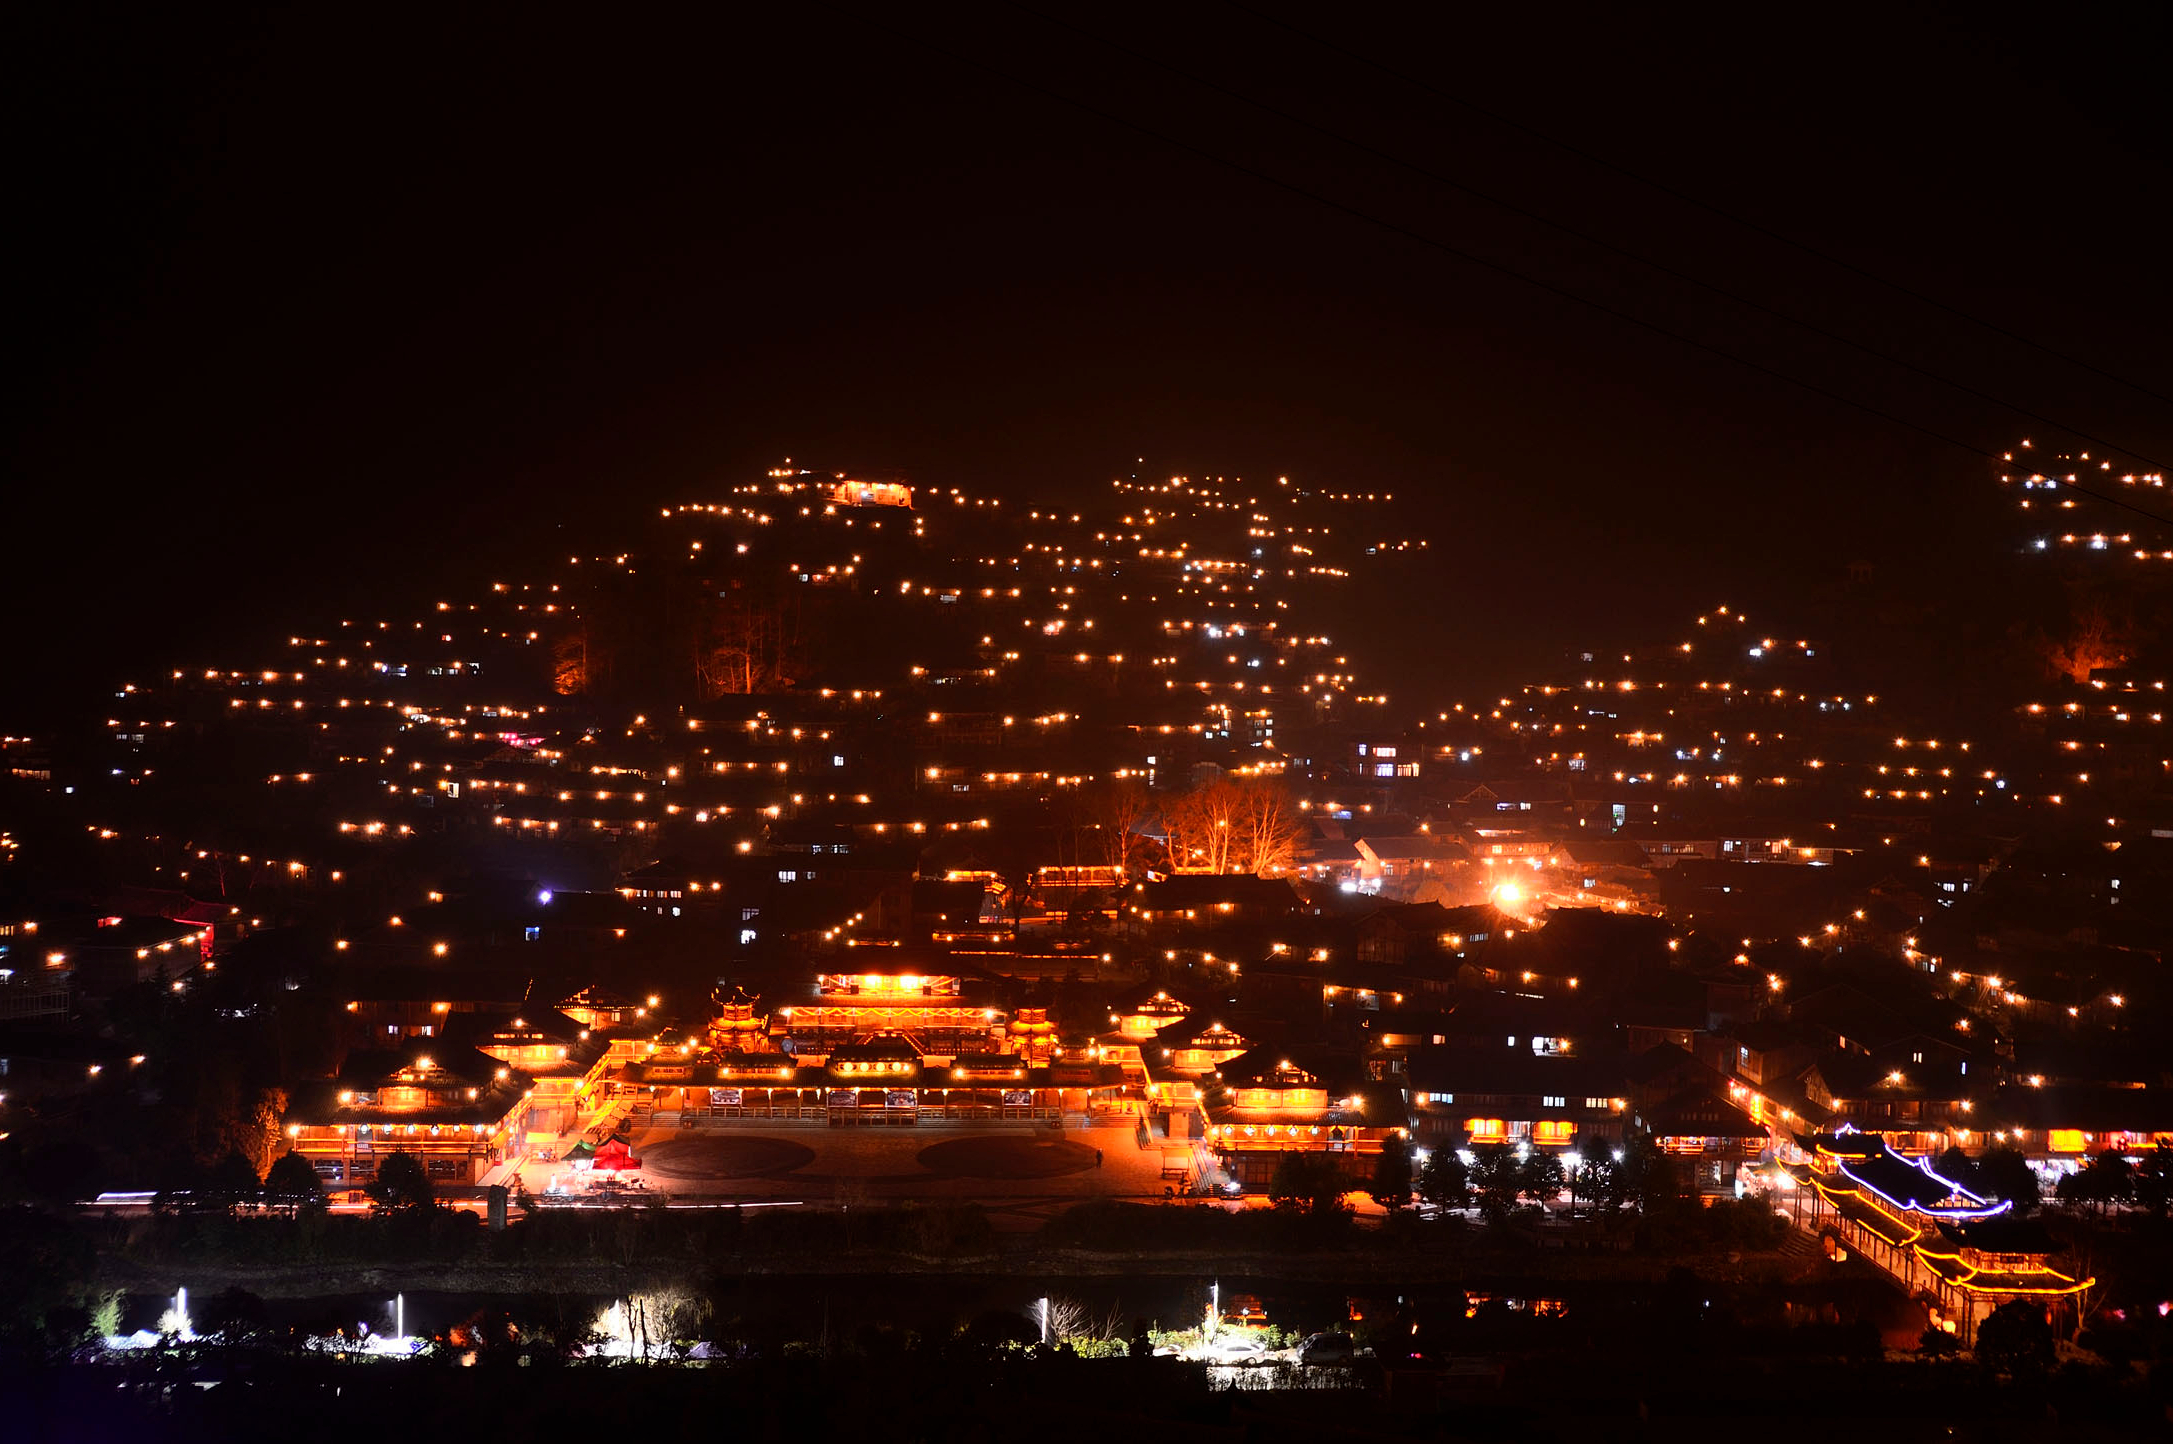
[591,1138,643,1173]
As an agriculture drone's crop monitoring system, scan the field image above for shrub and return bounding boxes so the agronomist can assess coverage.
[1917,1326,1962,1359]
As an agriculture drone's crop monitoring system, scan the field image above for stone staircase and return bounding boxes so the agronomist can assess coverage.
[1776,1225,1820,1260]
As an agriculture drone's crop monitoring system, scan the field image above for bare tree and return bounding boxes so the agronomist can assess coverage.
[2036,594,2148,684]
[1163,782,1234,874]
[1162,777,1298,875]
[695,586,808,697]
[1030,1294,1113,1345]
[698,592,769,696]
[552,624,593,695]
[993,843,1040,940]
[1085,778,1151,877]
[1230,777,1301,876]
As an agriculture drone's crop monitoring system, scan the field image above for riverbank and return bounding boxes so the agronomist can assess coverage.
[84,1193,1840,1298]
[93,1237,1838,1298]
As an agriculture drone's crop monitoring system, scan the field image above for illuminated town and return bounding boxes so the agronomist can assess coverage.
[6,446,2173,1412]
[9,7,2172,1438]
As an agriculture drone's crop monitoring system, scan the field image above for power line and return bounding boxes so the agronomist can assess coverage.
[1225,2,2173,413]
[1015,3,2173,489]
[834,8,2173,533]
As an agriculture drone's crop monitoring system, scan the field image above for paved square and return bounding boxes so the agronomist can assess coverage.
[513,1119,1200,1228]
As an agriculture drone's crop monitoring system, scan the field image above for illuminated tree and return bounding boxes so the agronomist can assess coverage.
[695,585,806,696]
[2035,595,2149,684]
[1026,1294,1102,1345]
[1230,777,1303,876]
[552,625,593,695]
[1162,783,1233,874]
[1162,777,1301,876]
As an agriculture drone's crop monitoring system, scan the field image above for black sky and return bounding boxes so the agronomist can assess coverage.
[8,3,2172,718]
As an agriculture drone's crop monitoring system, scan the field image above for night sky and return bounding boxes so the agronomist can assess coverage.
[10,5,2171,718]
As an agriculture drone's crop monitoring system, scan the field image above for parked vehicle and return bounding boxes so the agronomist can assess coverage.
[1201,1334,1270,1364]
[1297,1331,1355,1365]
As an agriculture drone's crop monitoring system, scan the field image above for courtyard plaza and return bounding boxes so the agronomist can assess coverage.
[493,1119,1223,1229]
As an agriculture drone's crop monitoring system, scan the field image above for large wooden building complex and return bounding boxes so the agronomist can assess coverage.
[624,970,1070,1125]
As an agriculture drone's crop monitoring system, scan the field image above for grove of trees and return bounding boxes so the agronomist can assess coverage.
[1160,776,1302,876]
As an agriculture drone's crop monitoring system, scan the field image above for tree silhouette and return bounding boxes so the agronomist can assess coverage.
[1368,1136,1413,1210]
[2056,1150,2133,1215]
[264,1150,326,1209]
[1083,778,1151,878]
[2133,1142,2173,1217]
[367,1150,436,1210]
[1569,1150,1621,1218]
[1468,1143,1525,1221]
[197,1287,268,1341]
[983,831,1043,941]
[1917,1326,1962,1359]
[1417,1148,1468,1209]
[1974,1146,2040,1215]
[1611,1129,1678,1212]
[1974,1299,2054,1380]
[1518,1150,1566,1210]
[200,1150,262,1210]
[1268,1151,1348,1216]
